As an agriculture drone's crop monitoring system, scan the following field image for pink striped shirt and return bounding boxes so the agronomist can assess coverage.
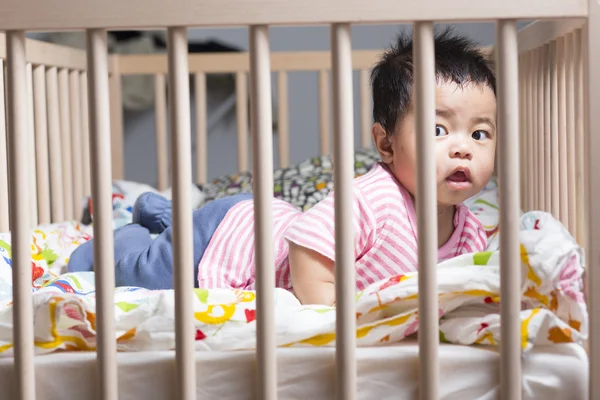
[283,162,487,291]
[197,198,301,290]
[197,162,487,291]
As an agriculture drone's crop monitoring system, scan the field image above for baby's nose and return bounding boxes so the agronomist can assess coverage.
[449,142,473,160]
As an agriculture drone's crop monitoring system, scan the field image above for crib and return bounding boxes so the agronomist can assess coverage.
[0,1,597,399]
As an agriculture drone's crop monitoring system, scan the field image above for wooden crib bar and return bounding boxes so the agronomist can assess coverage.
[154,73,168,190]
[412,21,440,399]
[0,60,8,232]
[86,28,119,400]
[26,64,37,227]
[45,66,65,222]
[587,5,600,400]
[497,20,522,399]
[331,22,357,399]
[195,72,208,184]
[236,71,249,174]
[32,64,50,225]
[164,27,196,400]
[5,30,35,400]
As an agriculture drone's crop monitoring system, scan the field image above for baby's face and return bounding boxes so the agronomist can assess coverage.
[382,81,497,206]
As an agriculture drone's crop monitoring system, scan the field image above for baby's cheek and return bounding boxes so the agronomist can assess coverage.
[474,160,495,186]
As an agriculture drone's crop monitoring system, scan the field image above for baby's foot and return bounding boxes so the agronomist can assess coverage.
[132,192,173,234]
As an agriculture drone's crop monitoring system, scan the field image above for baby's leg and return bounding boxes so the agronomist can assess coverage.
[132,192,173,234]
[69,192,253,290]
[68,223,176,290]
[67,223,153,277]
[115,192,253,289]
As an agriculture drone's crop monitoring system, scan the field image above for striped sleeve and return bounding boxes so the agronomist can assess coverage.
[460,210,488,254]
[283,187,377,262]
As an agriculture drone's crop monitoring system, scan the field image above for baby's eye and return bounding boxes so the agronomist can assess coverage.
[435,125,448,137]
[472,130,488,141]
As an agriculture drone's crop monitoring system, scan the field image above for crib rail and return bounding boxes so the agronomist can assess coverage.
[514,15,600,400]
[112,50,382,189]
[0,3,599,400]
[0,33,95,230]
[516,20,587,249]
[0,0,588,30]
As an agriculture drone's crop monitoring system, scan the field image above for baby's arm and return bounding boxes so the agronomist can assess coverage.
[288,241,336,306]
[284,187,375,307]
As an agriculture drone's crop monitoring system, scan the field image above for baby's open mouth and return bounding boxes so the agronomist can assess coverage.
[447,170,468,182]
[445,169,472,190]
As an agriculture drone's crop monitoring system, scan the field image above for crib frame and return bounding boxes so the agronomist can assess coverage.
[0,1,598,399]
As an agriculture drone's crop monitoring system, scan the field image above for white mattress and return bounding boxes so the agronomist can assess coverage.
[0,340,588,400]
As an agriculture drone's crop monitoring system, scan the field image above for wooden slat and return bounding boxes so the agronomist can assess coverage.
[331,22,357,400]
[155,73,168,190]
[0,32,87,70]
[565,32,577,236]
[80,72,91,197]
[319,69,330,155]
[70,70,84,217]
[26,63,38,227]
[86,28,118,399]
[32,65,51,224]
[496,19,522,400]
[249,24,277,400]
[195,72,207,184]
[117,51,386,75]
[277,71,289,168]
[518,18,586,53]
[109,58,124,180]
[167,26,196,400]
[0,0,585,30]
[413,20,439,400]
[236,71,249,172]
[586,3,600,399]
[543,44,551,212]
[0,60,8,231]
[58,67,74,219]
[45,66,64,222]
[6,29,36,400]
[359,68,371,148]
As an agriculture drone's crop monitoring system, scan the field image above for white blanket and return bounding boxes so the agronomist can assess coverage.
[0,205,587,355]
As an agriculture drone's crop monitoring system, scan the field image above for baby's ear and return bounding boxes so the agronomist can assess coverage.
[372,123,394,163]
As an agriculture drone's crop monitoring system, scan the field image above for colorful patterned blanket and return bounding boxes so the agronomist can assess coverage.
[0,193,587,355]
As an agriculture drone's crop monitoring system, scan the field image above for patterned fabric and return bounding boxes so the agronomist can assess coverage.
[200,148,382,211]
[0,208,587,356]
[284,162,487,290]
[0,222,93,300]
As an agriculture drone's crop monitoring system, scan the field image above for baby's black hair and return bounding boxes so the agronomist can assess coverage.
[370,26,496,135]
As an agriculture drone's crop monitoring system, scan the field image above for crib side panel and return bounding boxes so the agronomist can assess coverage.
[0,34,93,226]
[0,0,588,30]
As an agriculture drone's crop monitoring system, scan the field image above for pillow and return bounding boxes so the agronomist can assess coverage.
[199,147,382,211]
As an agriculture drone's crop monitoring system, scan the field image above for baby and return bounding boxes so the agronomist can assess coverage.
[68,28,497,306]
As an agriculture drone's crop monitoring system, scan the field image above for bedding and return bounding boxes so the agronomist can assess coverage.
[0,148,586,360]
[198,147,383,210]
[0,341,589,400]
[0,203,587,357]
